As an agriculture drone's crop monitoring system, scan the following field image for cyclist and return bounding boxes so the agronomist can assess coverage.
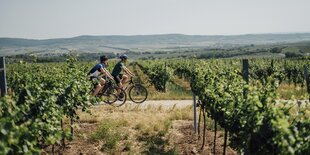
[111,54,135,95]
[88,55,114,96]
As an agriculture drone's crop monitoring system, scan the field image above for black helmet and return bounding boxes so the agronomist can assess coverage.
[100,55,108,62]
[119,54,128,60]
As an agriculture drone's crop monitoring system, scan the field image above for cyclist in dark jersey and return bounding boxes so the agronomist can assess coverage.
[111,54,135,91]
[88,55,114,96]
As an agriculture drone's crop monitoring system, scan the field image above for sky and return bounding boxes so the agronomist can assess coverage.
[0,0,310,39]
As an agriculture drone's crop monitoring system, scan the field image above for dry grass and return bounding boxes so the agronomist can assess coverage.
[49,103,237,155]
[277,83,309,100]
[71,104,194,154]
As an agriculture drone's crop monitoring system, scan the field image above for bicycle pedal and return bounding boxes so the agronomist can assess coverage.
[117,97,124,101]
[119,93,125,98]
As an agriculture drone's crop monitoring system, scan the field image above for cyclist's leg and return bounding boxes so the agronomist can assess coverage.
[120,74,128,88]
[113,74,124,97]
[92,78,106,96]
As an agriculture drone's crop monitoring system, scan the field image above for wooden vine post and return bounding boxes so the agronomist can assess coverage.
[201,102,206,150]
[193,95,197,132]
[0,57,7,97]
[164,62,167,92]
[191,57,197,133]
[242,59,249,97]
[213,117,217,155]
[304,65,310,102]
[198,101,202,140]
[71,118,74,138]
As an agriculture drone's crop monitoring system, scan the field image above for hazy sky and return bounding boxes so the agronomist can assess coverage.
[0,0,310,39]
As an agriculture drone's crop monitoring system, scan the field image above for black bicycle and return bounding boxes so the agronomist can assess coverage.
[90,77,127,107]
[123,77,148,103]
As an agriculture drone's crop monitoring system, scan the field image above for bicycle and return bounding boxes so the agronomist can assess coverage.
[90,77,127,107]
[123,77,148,103]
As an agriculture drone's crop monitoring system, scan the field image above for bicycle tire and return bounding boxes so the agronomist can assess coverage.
[128,84,148,103]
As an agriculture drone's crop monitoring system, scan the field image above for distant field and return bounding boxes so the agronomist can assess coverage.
[1,33,310,60]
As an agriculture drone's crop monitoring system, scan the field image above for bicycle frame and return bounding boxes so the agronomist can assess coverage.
[123,77,135,91]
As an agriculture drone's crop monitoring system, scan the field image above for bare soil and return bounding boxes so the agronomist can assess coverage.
[169,120,236,155]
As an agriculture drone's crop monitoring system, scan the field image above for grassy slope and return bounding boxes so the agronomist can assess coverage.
[133,64,192,100]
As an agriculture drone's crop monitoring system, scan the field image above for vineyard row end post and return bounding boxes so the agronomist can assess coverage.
[191,57,197,132]
[0,57,7,97]
[304,65,310,102]
[242,59,249,97]
[164,62,167,92]
[193,94,197,133]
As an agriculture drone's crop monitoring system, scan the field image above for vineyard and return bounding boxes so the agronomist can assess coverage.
[1,56,310,154]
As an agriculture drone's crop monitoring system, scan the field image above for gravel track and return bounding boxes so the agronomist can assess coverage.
[95,99,309,109]
[125,100,194,109]
[94,100,194,109]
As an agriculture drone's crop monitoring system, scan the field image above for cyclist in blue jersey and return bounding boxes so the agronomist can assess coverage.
[88,55,114,96]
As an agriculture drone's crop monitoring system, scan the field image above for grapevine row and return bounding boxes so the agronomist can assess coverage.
[1,56,92,154]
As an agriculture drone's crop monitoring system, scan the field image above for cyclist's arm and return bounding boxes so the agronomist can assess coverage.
[100,68,114,80]
[123,66,135,77]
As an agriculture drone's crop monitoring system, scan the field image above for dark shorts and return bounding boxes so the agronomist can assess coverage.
[112,74,123,84]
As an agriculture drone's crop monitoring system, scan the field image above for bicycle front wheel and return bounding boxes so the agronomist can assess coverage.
[129,84,148,103]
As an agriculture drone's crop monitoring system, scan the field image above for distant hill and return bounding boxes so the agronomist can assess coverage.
[1,33,310,56]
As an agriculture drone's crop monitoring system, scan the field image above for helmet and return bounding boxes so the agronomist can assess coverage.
[100,55,108,62]
[119,54,128,60]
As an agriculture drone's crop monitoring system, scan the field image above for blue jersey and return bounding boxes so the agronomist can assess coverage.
[88,63,105,77]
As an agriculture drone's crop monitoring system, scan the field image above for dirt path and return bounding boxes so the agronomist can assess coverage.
[96,99,309,107]
[95,99,309,110]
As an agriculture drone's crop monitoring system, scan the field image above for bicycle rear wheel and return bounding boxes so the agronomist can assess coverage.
[129,84,148,103]
[104,86,127,107]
